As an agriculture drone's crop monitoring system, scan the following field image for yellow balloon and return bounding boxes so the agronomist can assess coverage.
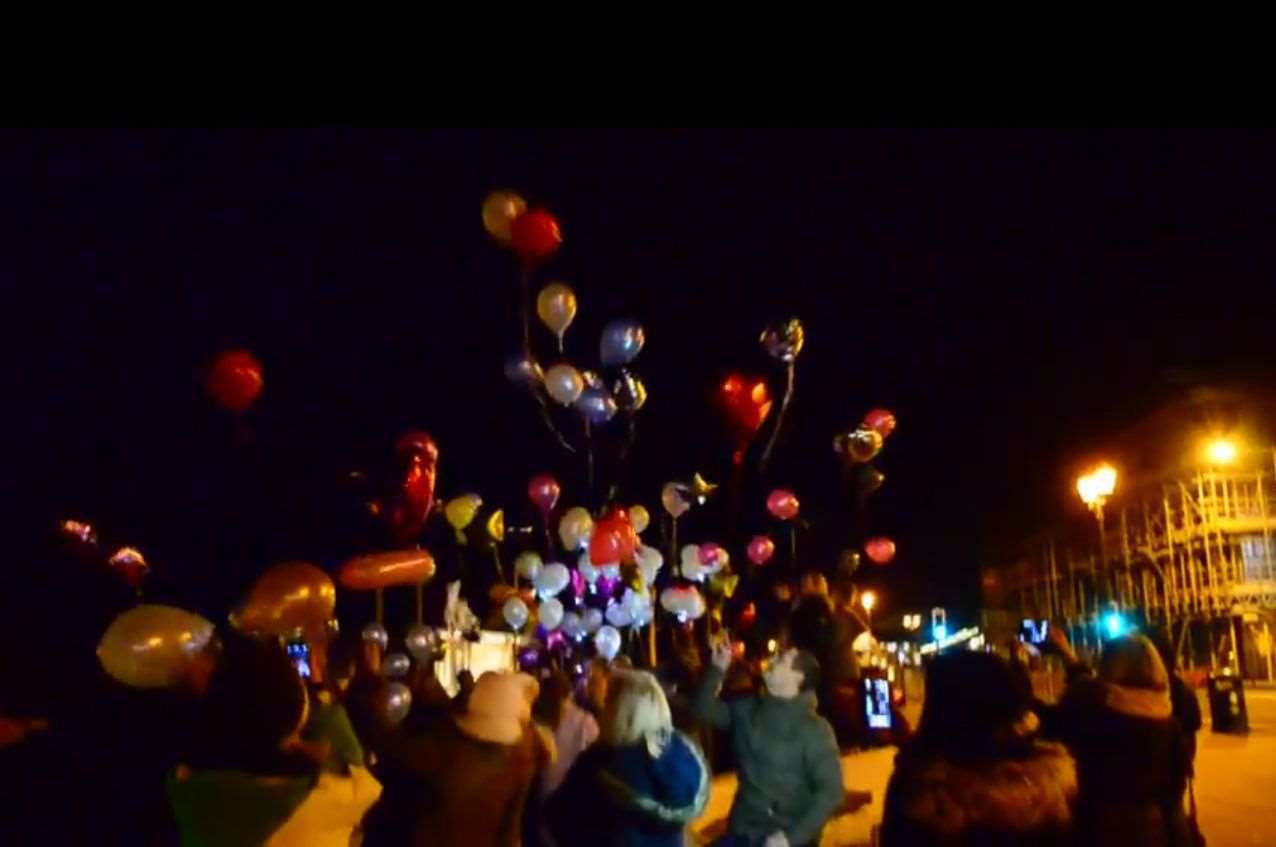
[232,561,336,638]
[558,506,595,551]
[445,493,483,543]
[97,605,215,690]
[536,282,578,340]
[628,504,650,534]
[487,509,506,543]
[482,190,527,244]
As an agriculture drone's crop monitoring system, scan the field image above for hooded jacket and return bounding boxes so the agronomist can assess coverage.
[879,739,1077,847]
[545,730,709,847]
[694,665,844,846]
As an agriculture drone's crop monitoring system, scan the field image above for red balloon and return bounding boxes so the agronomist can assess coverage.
[739,602,757,630]
[396,430,439,466]
[590,508,637,565]
[865,537,897,565]
[719,373,774,436]
[766,489,800,521]
[339,549,437,590]
[206,349,263,413]
[747,535,776,566]
[863,408,897,439]
[527,474,561,515]
[509,208,562,267]
[386,431,438,543]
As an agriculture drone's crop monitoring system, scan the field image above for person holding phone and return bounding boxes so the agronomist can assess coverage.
[694,642,844,847]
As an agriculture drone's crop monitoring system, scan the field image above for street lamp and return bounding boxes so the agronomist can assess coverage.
[1206,438,1239,466]
[1076,463,1117,539]
[861,590,877,631]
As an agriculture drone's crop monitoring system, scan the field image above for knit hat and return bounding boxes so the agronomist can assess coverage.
[915,651,1034,762]
[454,671,539,745]
[1100,634,1169,691]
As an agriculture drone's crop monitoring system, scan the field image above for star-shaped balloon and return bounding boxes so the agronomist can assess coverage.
[688,473,719,502]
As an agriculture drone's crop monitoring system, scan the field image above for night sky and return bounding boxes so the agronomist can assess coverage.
[7,128,1276,642]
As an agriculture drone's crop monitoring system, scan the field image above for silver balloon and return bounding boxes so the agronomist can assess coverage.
[504,353,544,388]
[404,624,434,661]
[383,651,411,678]
[583,607,604,634]
[759,317,806,363]
[561,611,586,640]
[575,386,618,424]
[599,319,645,367]
[383,681,413,725]
[581,370,606,391]
[595,625,622,661]
[361,622,389,650]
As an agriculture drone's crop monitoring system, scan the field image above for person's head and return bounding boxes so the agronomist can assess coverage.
[532,669,574,728]
[191,633,312,773]
[914,651,1035,763]
[585,658,610,709]
[455,671,539,745]
[762,648,820,699]
[1100,634,1169,691]
[598,669,672,747]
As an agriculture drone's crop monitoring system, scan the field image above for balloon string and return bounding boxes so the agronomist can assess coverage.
[375,589,384,624]
[415,583,423,625]
[519,267,532,356]
[609,415,638,506]
[532,389,578,455]
[584,418,595,501]
[789,523,798,571]
[759,362,795,474]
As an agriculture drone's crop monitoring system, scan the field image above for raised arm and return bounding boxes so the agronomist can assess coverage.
[692,642,735,731]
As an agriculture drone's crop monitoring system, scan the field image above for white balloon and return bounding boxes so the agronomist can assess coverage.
[535,562,571,599]
[404,624,434,660]
[600,563,621,581]
[595,625,622,661]
[515,551,543,581]
[362,622,389,650]
[561,611,586,639]
[634,545,663,586]
[577,551,599,584]
[583,607,604,633]
[503,596,530,630]
[383,681,412,725]
[605,601,632,628]
[539,597,564,630]
[660,587,705,622]
[622,588,653,627]
[383,651,411,678]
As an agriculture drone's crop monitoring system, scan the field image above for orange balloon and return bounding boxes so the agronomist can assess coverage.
[339,549,437,590]
[233,561,336,637]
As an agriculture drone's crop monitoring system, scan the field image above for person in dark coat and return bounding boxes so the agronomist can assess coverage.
[1050,634,1191,847]
[695,643,844,847]
[880,650,1077,847]
[1147,628,1203,771]
[546,669,709,847]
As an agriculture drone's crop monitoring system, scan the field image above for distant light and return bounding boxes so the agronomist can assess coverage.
[1206,438,1239,465]
[766,639,778,654]
[932,624,948,641]
[860,591,877,613]
[1104,613,1126,638]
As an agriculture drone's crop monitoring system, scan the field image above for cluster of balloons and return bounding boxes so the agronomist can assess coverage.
[831,407,899,565]
[483,191,563,269]
[60,519,152,592]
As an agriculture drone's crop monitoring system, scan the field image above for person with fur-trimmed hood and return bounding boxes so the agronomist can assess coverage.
[1051,634,1192,847]
[547,669,710,847]
[880,650,1077,847]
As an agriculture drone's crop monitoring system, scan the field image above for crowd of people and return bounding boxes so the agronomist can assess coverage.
[1,559,1206,847]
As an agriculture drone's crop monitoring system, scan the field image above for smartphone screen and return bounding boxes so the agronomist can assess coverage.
[864,677,893,729]
[286,641,311,678]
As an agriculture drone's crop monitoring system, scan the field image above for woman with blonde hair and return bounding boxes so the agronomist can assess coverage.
[546,669,710,847]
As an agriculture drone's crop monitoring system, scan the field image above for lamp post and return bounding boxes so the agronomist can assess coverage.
[1076,464,1117,635]
[861,590,877,633]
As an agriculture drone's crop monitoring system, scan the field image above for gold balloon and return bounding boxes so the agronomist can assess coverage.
[445,493,483,543]
[97,605,215,690]
[628,504,650,534]
[487,509,506,543]
[481,190,527,244]
[536,282,578,341]
[232,561,336,638]
[558,506,594,551]
[339,549,437,590]
[689,473,719,502]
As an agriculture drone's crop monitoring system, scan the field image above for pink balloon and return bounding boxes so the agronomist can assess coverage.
[865,537,897,565]
[527,474,561,515]
[698,543,727,568]
[766,488,800,521]
[747,535,776,566]
[863,408,897,439]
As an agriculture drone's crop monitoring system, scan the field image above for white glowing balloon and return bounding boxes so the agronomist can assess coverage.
[583,608,604,633]
[622,588,653,627]
[535,562,571,599]
[561,611,586,639]
[605,601,632,628]
[595,625,622,661]
[515,551,543,581]
[503,596,530,631]
[680,545,705,582]
[539,597,564,630]
[577,551,599,584]
[600,563,621,581]
[660,587,706,622]
[634,545,663,586]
